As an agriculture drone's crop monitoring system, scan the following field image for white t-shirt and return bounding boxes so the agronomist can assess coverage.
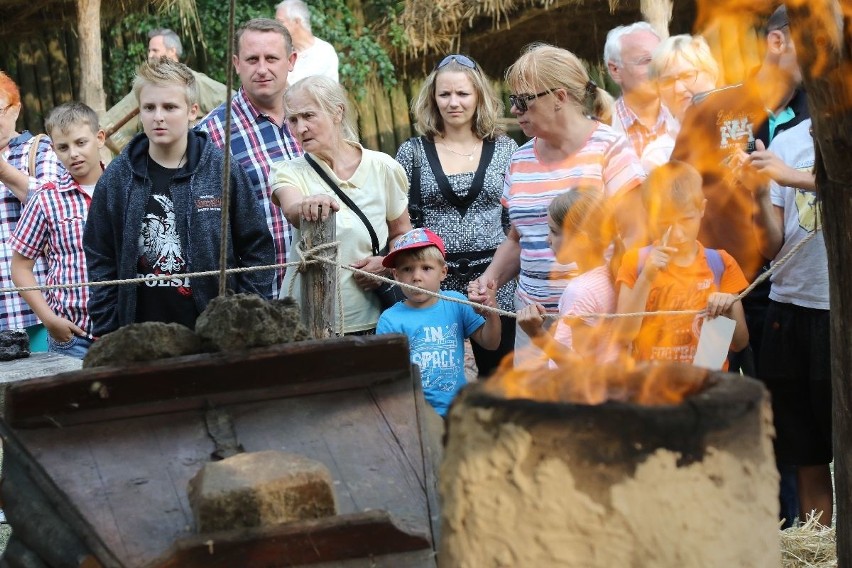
[289,37,340,85]
[79,184,96,197]
[270,144,409,333]
[767,119,828,309]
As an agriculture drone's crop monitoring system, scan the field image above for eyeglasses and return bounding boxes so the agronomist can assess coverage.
[658,70,700,89]
[509,89,556,113]
[436,54,477,71]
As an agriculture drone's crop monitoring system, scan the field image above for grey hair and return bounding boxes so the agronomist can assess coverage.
[275,0,312,34]
[604,22,660,67]
[148,28,183,59]
[284,75,358,142]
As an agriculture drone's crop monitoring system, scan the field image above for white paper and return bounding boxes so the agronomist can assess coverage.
[693,316,737,370]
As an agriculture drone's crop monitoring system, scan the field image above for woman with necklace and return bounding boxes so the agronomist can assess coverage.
[396,54,517,378]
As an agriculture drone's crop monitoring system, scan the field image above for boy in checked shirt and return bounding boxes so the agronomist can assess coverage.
[10,102,104,358]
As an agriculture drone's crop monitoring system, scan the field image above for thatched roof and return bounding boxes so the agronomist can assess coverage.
[397,0,699,76]
[0,0,190,40]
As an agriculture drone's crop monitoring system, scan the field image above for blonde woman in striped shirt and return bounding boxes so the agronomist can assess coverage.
[469,43,646,364]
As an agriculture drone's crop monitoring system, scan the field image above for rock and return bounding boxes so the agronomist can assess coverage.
[0,330,30,361]
[82,322,204,368]
[194,293,311,351]
[187,450,337,533]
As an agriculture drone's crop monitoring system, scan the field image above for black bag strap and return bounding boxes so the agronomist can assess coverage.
[304,153,381,256]
[422,137,496,219]
[408,137,424,227]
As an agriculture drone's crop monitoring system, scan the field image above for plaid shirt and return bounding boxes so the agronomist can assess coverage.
[612,97,678,158]
[197,87,302,297]
[9,171,92,337]
[1,132,64,330]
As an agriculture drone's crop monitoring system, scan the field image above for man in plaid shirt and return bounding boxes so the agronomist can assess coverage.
[198,18,302,299]
[10,102,104,359]
[0,71,63,346]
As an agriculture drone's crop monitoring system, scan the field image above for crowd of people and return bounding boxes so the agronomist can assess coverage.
[0,3,831,529]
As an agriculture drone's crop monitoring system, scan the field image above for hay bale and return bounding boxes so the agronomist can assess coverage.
[780,513,837,568]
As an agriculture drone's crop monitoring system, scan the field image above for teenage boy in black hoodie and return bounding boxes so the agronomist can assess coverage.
[83,58,274,337]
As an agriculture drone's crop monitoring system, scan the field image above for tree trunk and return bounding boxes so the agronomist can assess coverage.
[787,1,852,562]
[76,0,105,113]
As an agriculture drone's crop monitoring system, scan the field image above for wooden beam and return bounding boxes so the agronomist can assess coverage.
[786,0,851,562]
[76,0,106,113]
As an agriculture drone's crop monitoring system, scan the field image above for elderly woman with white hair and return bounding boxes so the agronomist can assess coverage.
[270,76,412,335]
[641,34,720,171]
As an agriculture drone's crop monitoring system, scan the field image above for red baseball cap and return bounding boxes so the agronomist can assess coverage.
[382,228,446,268]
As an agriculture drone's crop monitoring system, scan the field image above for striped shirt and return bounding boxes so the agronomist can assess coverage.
[9,171,92,336]
[197,87,302,297]
[611,97,679,159]
[1,132,64,330]
[503,123,645,310]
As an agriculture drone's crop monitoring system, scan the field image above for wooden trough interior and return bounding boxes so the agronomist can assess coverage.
[0,335,439,568]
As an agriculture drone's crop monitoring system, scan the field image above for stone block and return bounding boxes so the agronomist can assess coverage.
[187,450,337,533]
[0,330,30,362]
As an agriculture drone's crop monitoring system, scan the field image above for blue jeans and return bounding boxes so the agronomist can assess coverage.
[47,335,93,360]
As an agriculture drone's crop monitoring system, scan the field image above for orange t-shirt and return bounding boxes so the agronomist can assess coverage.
[616,243,749,364]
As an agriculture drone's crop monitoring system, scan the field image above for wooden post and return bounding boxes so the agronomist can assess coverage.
[299,210,337,339]
[640,0,672,40]
[787,0,850,562]
[76,0,106,114]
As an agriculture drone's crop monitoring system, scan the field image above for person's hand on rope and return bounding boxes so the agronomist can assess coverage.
[517,302,547,338]
[299,195,339,222]
[467,276,494,306]
[472,278,498,317]
[350,256,387,290]
[705,292,737,319]
[45,314,86,343]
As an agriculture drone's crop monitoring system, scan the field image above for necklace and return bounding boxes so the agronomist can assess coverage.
[438,140,481,162]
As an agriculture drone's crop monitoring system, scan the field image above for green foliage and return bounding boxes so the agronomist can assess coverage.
[102,0,406,105]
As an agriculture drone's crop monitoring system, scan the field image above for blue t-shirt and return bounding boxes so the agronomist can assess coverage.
[376,291,485,416]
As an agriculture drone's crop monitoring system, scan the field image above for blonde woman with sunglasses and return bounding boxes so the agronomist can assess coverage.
[468,43,646,365]
[396,54,518,377]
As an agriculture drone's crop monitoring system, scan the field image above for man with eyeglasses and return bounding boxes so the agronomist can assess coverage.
[604,22,678,161]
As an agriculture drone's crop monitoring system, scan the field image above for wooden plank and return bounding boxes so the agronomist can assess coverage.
[372,79,398,155]
[5,336,411,428]
[17,40,43,134]
[0,419,123,568]
[0,352,82,385]
[353,87,379,151]
[300,212,337,339]
[390,83,413,151]
[33,39,56,120]
[47,32,75,106]
[146,511,431,568]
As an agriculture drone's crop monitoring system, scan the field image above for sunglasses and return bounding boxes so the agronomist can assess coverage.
[509,89,556,113]
[436,54,477,71]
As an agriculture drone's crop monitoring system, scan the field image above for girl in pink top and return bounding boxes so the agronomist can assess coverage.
[517,188,619,365]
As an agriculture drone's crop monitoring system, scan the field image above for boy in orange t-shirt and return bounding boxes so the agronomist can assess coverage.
[616,161,749,366]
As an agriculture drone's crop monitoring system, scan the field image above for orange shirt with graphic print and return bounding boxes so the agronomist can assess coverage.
[616,243,749,365]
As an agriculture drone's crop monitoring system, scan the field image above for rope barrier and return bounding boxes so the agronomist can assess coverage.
[0,231,818,322]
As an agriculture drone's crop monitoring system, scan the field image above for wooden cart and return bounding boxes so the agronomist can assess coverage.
[0,335,439,567]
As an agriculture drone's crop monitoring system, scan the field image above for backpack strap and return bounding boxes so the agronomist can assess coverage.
[637,245,725,287]
[704,248,725,288]
[28,133,47,178]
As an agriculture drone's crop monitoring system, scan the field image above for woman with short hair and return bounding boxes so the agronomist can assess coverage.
[641,35,720,171]
[468,44,645,364]
[270,76,412,335]
[395,54,517,377]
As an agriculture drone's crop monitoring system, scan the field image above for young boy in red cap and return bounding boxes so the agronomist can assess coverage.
[377,228,501,416]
